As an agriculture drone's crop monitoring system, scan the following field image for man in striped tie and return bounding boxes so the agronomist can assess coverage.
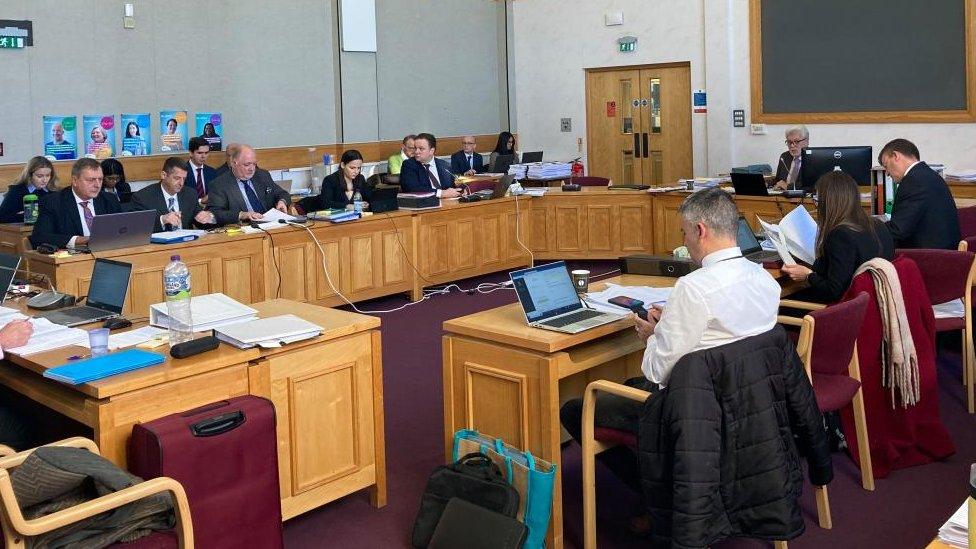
[29,158,122,250]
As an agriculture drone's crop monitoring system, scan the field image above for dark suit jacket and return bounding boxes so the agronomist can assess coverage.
[185,163,218,196]
[213,162,231,180]
[774,151,795,184]
[29,187,122,249]
[131,182,210,232]
[399,158,455,193]
[0,184,52,223]
[206,168,290,226]
[886,162,961,250]
[102,181,132,204]
[805,220,894,303]
[449,151,485,175]
[309,170,370,211]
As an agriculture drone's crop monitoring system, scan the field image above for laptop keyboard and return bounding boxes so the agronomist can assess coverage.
[56,306,111,321]
[542,309,606,328]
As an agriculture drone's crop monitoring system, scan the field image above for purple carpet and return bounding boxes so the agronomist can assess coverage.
[278,260,976,548]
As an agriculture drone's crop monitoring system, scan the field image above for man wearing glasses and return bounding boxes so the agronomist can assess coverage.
[449,136,485,176]
[773,125,809,190]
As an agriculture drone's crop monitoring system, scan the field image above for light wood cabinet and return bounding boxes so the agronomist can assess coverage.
[531,190,655,259]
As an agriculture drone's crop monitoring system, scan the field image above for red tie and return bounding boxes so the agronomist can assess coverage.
[425,164,439,190]
[196,167,205,198]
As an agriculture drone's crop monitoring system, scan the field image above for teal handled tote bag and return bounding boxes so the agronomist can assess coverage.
[453,429,556,549]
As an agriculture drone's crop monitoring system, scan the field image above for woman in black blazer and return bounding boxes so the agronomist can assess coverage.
[315,149,370,211]
[782,171,894,303]
[99,158,133,204]
[0,156,58,223]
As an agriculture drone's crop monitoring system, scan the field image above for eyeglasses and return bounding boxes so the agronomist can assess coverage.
[462,142,476,145]
[785,138,808,146]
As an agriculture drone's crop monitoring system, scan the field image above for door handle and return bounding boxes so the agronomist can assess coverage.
[642,133,649,158]
[633,133,640,156]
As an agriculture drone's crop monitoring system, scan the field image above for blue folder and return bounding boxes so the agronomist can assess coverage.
[43,349,167,385]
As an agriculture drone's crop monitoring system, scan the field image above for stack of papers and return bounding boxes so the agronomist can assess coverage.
[241,209,300,234]
[214,314,323,349]
[947,168,976,182]
[648,185,688,193]
[507,164,528,179]
[757,206,818,265]
[0,312,89,356]
[151,229,206,244]
[526,162,573,179]
[150,293,257,332]
[44,349,166,385]
[937,500,968,548]
[583,284,673,315]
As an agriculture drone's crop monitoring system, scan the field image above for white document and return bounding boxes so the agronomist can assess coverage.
[583,283,673,315]
[757,206,818,265]
[150,293,257,332]
[937,500,968,548]
[214,314,323,349]
[78,326,167,351]
[151,229,205,240]
[5,317,89,356]
[757,218,796,265]
[242,209,298,233]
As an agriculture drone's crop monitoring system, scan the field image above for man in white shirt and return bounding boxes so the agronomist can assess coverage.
[450,136,485,176]
[29,158,123,250]
[560,187,781,521]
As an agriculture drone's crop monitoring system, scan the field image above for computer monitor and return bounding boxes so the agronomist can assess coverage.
[800,146,873,190]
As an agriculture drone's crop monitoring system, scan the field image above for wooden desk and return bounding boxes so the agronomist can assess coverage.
[0,299,386,520]
[0,224,33,263]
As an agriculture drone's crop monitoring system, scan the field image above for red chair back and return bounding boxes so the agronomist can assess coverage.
[895,249,974,305]
[808,292,869,376]
[465,180,496,193]
[958,206,976,238]
[962,236,976,252]
[571,176,609,187]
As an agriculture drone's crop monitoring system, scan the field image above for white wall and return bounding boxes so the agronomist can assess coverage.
[511,0,976,176]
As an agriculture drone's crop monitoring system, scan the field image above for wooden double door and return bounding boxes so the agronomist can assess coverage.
[585,63,693,185]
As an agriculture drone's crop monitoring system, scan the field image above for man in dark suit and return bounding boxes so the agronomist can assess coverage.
[207,144,290,225]
[30,158,122,249]
[880,138,960,250]
[212,142,240,180]
[185,137,218,200]
[773,126,809,190]
[131,157,216,232]
[399,133,462,197]
[449,136,485,176]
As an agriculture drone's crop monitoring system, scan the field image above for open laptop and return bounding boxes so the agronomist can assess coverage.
[88,210,156,252]
[0,253,21,304]
[730,172,769,196]
[521,151,544,163]
[509,261,625,334]
[492,153,516,174]
[736,217,781,263]
[37,259,132,327]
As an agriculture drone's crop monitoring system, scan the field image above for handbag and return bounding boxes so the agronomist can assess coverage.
[429,497,528,549]
[411,452,520,548]
[453,429,556,549]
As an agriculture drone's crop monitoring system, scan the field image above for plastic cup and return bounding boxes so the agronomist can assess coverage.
[89,328,110,357]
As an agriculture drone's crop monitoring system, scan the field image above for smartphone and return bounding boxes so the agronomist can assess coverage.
[608,296,648,320]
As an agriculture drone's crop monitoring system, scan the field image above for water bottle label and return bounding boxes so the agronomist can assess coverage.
[164,273,191,298]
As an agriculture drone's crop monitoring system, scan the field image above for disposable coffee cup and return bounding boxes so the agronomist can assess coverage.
[89,328,110,357]
[571,269,590,293]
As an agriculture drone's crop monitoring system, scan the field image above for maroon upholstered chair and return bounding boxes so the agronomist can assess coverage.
[959,236,976,252]
[896,248,976,413]
[464,180,496,193]
[570,176,610,187]
[958,206,976,239]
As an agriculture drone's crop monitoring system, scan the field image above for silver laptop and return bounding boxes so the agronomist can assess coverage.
[0,253,21,304]
[38,259,131,327]
[88,210,156,252]
[736,217,781,263]
[509,261,624,334]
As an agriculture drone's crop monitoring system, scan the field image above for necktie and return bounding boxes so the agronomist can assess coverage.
[241,180,262,212]
[467,155,473,170]
[79,201,94,231]
[166,197,180,230]
[424,164,439,190]
[787,157,801,188]
[196,167,205,198]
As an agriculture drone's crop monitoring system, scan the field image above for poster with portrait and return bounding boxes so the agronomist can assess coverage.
[120,113,151,156]
[194,112,223,151]
[83,114,115,159]
[158,110,188,152]
[42,115,77,160]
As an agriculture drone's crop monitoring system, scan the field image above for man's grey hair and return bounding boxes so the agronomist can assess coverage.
[784,125,809,140]
[677,187,739,238]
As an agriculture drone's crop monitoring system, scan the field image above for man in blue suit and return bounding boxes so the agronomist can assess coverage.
[399,133,462,197]
[450,136,485,176]
[185,137,218,200]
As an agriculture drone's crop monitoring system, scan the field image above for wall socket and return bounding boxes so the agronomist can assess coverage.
[560,118,572,132]
[750,123,767,135]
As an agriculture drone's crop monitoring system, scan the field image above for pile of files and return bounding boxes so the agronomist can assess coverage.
[214,314,323,349]
[936,499,968,548]
[679,177,725,190]
[507,164,528,179]
[946,168,976,182]
[150,293,257,331]
[526,162,573,179]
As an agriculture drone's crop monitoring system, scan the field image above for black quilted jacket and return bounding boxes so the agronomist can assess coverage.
[638,326,832,548]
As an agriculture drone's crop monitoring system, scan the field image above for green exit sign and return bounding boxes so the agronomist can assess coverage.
[617,36,637,53]
[0,36,24,49]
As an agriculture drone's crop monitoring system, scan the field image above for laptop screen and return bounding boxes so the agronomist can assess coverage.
[521,151,543,163]
[736,217,762,254]
[509,261,581,323]
[86,259,132,313]
[0,253,21,304]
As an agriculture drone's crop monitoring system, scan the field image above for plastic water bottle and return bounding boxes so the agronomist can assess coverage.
[22,194,38,225]
[352,190,364,213]
[163,255,193,346]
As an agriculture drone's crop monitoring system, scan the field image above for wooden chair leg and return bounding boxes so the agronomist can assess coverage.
[773,541,788,549]
[850,389,875,491]
[581,386,599,549]
[965,327,975,413]
[815,485,832,529]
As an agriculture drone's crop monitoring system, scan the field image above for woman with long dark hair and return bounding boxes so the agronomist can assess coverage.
[310,149,369,211]
[781,170,893,302]
[488,131,519,171]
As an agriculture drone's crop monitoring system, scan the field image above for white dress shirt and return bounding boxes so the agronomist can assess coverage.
[421,158,449,197]
[641,246,781,386]
[161,188,181,229]
[188,160,206,191]
[67,190,93,248]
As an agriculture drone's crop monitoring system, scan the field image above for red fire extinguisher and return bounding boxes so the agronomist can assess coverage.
[571,160,584,178]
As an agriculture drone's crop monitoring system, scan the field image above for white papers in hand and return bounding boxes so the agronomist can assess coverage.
[757,206,818,265]
[242,209,298,233]
[5,318,89,356]
[584,284,673,315]
[757,218,796,265]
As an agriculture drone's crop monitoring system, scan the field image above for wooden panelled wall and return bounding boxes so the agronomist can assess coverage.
[0,134,501,192]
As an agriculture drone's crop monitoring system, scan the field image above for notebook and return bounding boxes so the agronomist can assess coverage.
[44,349,166,385]
[214,314,323,349]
